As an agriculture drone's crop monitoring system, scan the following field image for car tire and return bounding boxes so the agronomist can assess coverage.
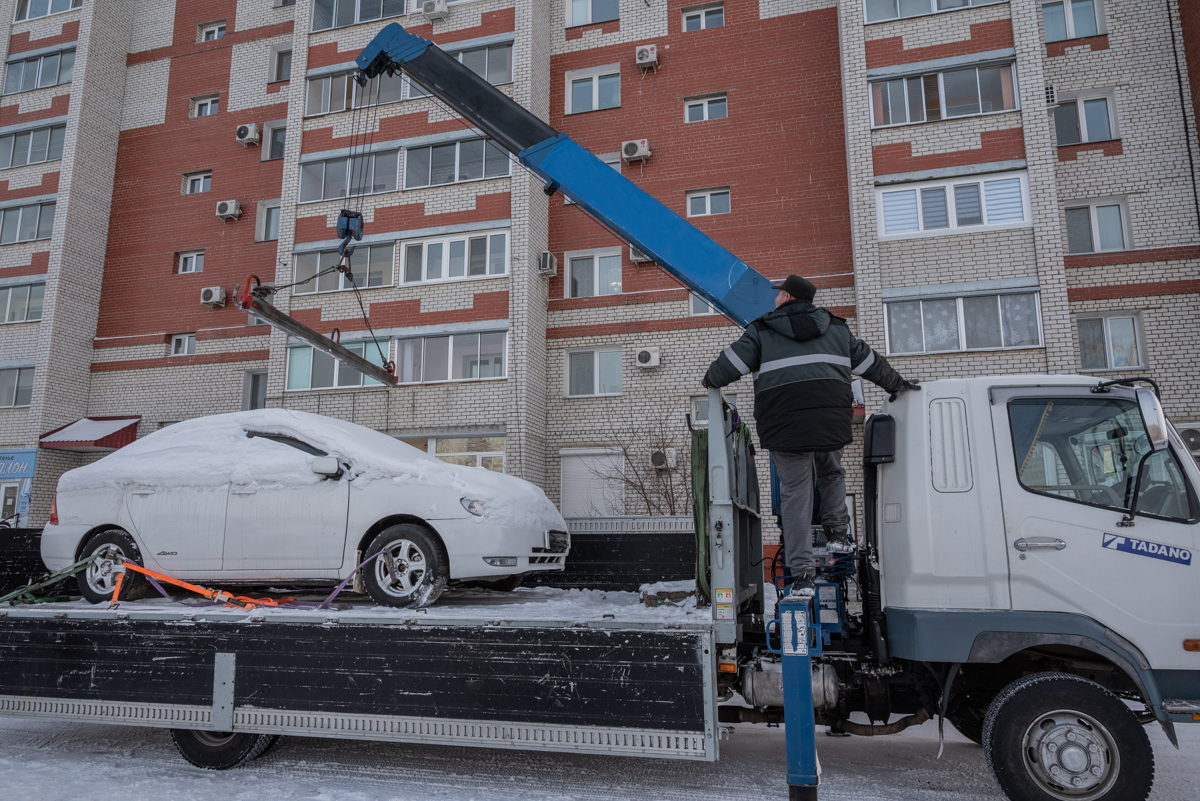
[982,672,1154,801]
[169,729,276,770]
[362,524,448,609]
[77,529,151,605]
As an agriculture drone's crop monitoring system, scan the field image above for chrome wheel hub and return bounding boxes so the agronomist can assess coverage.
[374,539,427,598]
[85,545,125,595]
[1022,709,1119,799]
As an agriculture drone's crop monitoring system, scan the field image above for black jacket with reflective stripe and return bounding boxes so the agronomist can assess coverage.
[704,300,904,453]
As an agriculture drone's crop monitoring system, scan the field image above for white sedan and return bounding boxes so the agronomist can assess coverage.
[41,410,569,608]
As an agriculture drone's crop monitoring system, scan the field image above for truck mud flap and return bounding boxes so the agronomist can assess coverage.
[0,609,716,760]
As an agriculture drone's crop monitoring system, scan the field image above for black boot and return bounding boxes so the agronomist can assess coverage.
[788,573,815,599]
[824,526,856,554]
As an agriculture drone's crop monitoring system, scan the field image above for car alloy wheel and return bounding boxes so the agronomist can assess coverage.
[374,538,428,598]
[362,523,447,609]
[77,529,150,604]
[84,543,126,597]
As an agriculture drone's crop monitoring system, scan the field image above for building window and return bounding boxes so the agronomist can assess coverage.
[688,188,731,217]
[877,171,1028,238]
[177,251,204,274]
[200,22,226,41]
[0,124,65,169]
[871,64,1016,127]
[403,138,510,189]
[294,244,394,294]
[567,250,622,298]
[15,0,82,22]
[686,95,727,122]
[311,0,406,32]
[265,124,286,160]
[244,371,268,410]
[1042,0,1100,42]
[185,172,212,194]
[306,73,354,116]
[0,283,44,323]
[568,348,621,396]
[395,332,508,384]
[400,436,505,472]
[273,49,292,82]
[3,49,74,95]
[402,231,507,284]
[865,0,1001,24]
[1054,95,1114,145]
[568,0,619,26]
[171,334,196,356]
[683,4,724,30]
[287,341,390,390]
[193,95,219,117]
[457,44,513,85]
[353,71,406,108]
[0,367,33,407]
[298,150,399,201]
[566,66,620,114]
[691,393,735,425]
[1065,201,1126,253]
[691,294,718,315]
[0,202,54,243]
[261,204,280,241]
[1078,314,1140,371]
[886,292,1041,355]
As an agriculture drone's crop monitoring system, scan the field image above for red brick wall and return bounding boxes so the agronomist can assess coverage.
[1181,0,1200,153]
[9,20,79,55]
[865,18,1013,69]
[873,128,1024,176]
[547,0,853,303]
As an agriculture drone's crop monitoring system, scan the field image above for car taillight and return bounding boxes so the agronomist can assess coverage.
[49,496,58,526]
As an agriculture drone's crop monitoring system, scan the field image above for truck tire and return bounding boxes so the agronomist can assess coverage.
[169,730,276,770]
[982,672,1153,801]
[362,523,448,609]
[77,530,150,605]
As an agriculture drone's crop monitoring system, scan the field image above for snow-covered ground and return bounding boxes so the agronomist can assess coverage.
[1,715,1195,801]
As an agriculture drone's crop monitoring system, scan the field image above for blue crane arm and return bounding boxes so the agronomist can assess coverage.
[356,23,776,327]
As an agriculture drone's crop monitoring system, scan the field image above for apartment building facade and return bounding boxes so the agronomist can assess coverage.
[0,0,1194,539]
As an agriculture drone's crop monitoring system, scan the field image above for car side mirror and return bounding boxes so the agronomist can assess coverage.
[1136,388,1169,452]
[311,456,342,477]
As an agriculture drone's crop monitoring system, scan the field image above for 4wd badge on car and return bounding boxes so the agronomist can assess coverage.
[1102,533,1192,566]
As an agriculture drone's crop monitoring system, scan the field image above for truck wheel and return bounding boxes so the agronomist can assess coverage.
[77,530,149,604]
[169,729,276,770]
[362,524,448,609]
[982,672,1154,801]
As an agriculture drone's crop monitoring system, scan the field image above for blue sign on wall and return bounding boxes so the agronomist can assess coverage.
[0,449,37,479]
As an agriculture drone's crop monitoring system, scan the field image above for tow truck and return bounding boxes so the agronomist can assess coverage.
[2,23,1198,801]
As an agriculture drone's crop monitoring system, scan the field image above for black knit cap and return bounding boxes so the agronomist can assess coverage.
[780,275,816,303]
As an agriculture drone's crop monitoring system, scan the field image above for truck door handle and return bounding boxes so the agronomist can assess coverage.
[1014,538,1066,552]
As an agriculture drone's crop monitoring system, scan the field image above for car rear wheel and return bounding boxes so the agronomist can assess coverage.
[169,729,277,770]
[362,524,448,609]
[77,530,150,604]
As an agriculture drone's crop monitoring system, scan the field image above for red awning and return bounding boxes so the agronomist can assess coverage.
[39,417,141,452]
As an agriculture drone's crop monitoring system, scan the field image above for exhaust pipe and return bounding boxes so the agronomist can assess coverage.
[828,707,931,736]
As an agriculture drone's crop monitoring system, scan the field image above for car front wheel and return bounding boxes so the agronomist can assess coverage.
[77,530,150,604]
[361,524,448,609]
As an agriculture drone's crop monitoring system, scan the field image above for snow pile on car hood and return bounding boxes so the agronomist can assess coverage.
[58,410,565,529]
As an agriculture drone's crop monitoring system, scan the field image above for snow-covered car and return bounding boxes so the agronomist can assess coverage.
[41,410,569,608]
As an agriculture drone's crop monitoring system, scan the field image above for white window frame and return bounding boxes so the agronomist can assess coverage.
[687,188,731,217]
[685,95,728,123]
[0,123,66,169]
[170,334,196,356]
[400,230,509,285]
[242,370,269,411]
[2,49,75,95]
[0,201,54,244]
[394,331,509,385]
[0,366,33,408]
[293,244,396,294]
[0,282,44,324]
[177,250,204,274]
[192,95,219,117]
[1063,198,1129,254]
[565,64,621,115]
[566,0,620,27]
[884,292,1043,356]
[566,347,622,397]
[690,294,718,315]
[683,3,724,31]
[564,246,622,299]
[256,201,281,242]
[1053,91,1117,145]
[864,0,1005,25]
[406,435,507,472]
[1076,313,1143,372]
[286,340,391,390]
[876,170,1031,240]
[262,121,286,161]
[298,150,400,202]
[1041,0,1105,43]
[402,138,510,190]
[310,0,408,33]
[690,393,735,426]
[305,73,353,117]
[14,0,82,23]
[869,63,1019,129]
[270,45,292,83]
[199,22,226,42]
[185,172,212,194]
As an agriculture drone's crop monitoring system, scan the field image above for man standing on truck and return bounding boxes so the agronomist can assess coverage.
[702,275,919,599]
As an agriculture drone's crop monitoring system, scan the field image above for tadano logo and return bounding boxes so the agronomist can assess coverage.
[1102,534,1191,566]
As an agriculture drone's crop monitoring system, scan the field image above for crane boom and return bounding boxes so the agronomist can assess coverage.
[356,23,777,327]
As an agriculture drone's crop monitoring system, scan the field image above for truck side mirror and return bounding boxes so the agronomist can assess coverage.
[863,414,896,465]
[1136,388,1169,452]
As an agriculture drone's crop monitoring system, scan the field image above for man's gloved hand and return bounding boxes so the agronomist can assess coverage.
[701,374,715,389]
[888,379,921,402]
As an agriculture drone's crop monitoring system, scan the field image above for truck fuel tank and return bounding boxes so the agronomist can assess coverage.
[741,659,839,711]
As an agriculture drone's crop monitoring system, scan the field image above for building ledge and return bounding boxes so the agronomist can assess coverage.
[1064,245,1200,269]
[1046,34,1108,58]
[1057,139,1121,161]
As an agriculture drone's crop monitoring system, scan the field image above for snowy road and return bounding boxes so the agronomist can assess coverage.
[1,716,1196,800]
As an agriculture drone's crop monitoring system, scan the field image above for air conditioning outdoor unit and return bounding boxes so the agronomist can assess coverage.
[630,246,652,263]
[235,123,260,146]
[635,346,660,368]
[635,44,658,68]
[1181,427,1200,455]
[622,139,651,163]
[215,199,241,220]
[422,0,449,19]
[200,286,226,307]
[650,448,677,470]
[538,251,558,277]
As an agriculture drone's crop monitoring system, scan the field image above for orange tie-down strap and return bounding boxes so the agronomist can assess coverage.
[111,561,295,610]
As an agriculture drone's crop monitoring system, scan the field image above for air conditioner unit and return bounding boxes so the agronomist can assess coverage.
[635,346,660,368]
[1181,427,1200,455]
[200,286,226,307]
[235,123,260,146]
[635,44,658,68]
[622,139,651,163]
[650,448,677,470]
[538,251,558,277]
[630,246,652,263]
[422,0,449,19]
[1045,85,1057,105]
[215,199,241,220]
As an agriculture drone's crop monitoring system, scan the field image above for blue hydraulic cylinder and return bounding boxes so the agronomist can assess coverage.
[778,595,820,798]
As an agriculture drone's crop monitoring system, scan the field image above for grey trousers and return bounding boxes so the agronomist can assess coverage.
[773,449,850,578]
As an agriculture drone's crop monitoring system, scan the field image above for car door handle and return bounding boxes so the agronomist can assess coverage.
[1014,538,1066,552]
[231,487,258,495]
[131,490,155,496]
